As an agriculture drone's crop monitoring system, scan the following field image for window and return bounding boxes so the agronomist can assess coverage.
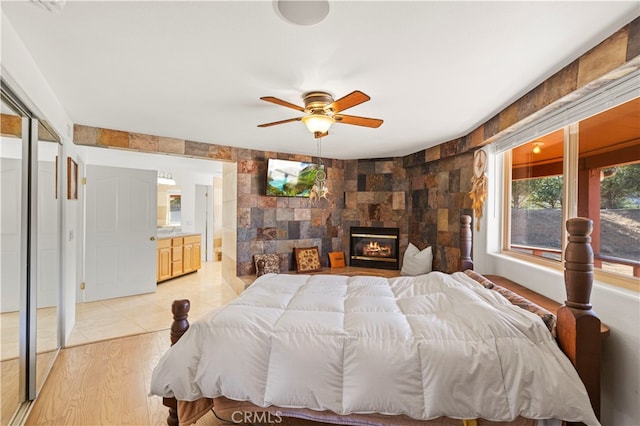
[577,100,640,279]
[510,130,564,261]
[505,97,640,285]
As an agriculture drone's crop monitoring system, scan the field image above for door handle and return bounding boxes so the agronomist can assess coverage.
[150,236,156,241]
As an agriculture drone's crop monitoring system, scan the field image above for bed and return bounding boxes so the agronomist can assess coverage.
[150,216,604,426]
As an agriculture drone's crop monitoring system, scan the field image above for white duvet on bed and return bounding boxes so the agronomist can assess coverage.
[150,271,600,425]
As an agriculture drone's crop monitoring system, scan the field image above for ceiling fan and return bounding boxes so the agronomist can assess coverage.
[257,90,383,138]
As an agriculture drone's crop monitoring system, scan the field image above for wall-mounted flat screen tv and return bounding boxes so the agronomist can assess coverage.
[266,158,317,197]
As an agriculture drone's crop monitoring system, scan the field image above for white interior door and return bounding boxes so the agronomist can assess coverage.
[85,165,156,302]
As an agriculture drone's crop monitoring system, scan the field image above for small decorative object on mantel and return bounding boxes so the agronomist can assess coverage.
[469,149,487,231]
[328,251,345,268]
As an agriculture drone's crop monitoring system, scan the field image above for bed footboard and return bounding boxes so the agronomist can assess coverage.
[460,215,602,421]
[163,299,191,426]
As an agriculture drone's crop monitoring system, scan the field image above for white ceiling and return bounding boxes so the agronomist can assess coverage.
[2,1,638,160]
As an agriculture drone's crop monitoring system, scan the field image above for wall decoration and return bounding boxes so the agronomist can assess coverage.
[67,157,78,200]
[55,156,58,199]
[469,149,488,231]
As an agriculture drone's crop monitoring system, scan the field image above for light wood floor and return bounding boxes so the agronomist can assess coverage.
[1,307,58,361]
[4,261,239,425]
[26,330,326,425]
[1,351,58,426]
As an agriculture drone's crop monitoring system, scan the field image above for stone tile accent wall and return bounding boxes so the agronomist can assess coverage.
[342,158,410,265]
[406,149,474,273]
[73,125,238,161]
[342,150,473,274]
[234,152,345,276]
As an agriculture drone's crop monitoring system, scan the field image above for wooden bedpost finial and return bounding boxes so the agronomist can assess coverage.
[459,215,473,271]
[564,217,594,309]
[558,217,601,420]
[164,299,192,426]
[170,299,191,345]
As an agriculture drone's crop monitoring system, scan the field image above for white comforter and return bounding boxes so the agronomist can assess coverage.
[150,271,600,425]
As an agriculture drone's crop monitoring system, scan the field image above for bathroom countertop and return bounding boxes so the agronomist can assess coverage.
[156,232,201,240]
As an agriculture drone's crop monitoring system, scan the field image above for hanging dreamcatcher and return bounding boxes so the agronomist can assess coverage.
[309,137,329,202]
[469,149,488,231]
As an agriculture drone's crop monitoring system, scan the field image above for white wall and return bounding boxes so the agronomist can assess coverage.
[2,13,77,344]
[474,149,640,426]
[1,15,72,140]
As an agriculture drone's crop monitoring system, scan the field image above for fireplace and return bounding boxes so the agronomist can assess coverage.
[349,226,400,270]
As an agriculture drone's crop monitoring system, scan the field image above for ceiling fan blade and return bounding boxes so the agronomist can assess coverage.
[257,117,302,127]
[329,90,370,113]
[334,114,383,128]
[260,96,305,112]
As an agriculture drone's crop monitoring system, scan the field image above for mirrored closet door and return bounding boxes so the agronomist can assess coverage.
[1,82,62,425]
[0,85,25,426]
[35,116,61,402]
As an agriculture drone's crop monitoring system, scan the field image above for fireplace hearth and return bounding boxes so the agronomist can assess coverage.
[349,226,400,270]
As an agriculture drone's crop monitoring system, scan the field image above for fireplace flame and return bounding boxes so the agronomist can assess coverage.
[363,241,392,257]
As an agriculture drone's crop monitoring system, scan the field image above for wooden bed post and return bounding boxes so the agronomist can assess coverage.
[163,299,191,426]
[557,218,601,421]
[460,215,474,271]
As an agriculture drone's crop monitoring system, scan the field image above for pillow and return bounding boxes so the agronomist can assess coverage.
[254,254,280,277]
[294,246,323,273]
[400,243,433,276]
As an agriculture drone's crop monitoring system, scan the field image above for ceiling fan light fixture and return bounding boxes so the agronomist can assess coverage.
[258,90,382,135]
[302,113,334,135]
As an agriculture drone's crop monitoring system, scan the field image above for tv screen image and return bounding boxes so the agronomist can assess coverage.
[266,158,318,197]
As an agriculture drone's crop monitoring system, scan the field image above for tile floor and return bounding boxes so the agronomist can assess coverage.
[67,261,237,346]
[0,261,238,360]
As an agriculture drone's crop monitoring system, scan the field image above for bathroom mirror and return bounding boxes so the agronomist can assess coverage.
[157,183,181,229]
